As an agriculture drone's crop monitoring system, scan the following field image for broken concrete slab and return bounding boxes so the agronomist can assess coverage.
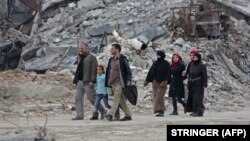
[20,46,77,71]
[5,28,31,43]
[24,54,60,71]
[213,0,250,23]
[137,26,166,42]
[87,9,103,18]
[220,52,249,79]
[19,0,43,12]
[21,46,41,61]
[232,0,248,7]
[112,30,143,50]
[77,0,105,9]
[87,24,114,37]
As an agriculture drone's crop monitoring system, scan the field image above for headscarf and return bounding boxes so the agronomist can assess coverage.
[190,49,199,63]
[190,49,198,55]
[156,51,166,62]
[193,53,202,64]
[171,53,182,67]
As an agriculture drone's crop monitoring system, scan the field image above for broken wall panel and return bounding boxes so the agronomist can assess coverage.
[212,0,250,24]
[19,0,43,12]
[171,3,230,38]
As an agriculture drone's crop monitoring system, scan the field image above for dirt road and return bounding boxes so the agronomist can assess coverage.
[0,106,249,141]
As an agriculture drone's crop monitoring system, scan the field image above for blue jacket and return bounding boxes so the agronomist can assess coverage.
[96,74,107,94]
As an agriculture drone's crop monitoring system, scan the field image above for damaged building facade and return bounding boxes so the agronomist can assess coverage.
[0,0,42,71]
[0,0,249,75]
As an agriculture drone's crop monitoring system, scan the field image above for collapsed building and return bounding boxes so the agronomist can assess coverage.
[0,0,250,114]
[0,0,42,71]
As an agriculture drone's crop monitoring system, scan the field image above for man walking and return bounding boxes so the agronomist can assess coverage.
[105,43,132,121]
[72,42,106,120]
[144,50,171,117]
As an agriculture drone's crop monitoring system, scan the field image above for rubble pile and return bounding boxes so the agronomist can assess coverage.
[0,69,74,89]
[0,0,250,116]
[18,0,190,72]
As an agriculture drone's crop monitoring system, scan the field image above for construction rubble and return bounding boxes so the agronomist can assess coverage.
[0,0,250,126]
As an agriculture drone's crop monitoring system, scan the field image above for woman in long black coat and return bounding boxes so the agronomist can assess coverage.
[186,53,208,117]
[168,54,186,115]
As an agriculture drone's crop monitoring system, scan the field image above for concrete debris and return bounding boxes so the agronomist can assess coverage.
[5,28,31,43]
[137,26,166,43]
[112,30,143,50]
[87,24,114,37]
[213,0,250,24]
[232,0,248,7]
[77,0,104,9]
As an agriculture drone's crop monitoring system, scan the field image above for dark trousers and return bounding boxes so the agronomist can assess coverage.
[172,97,186,111]
[94,94,120,115]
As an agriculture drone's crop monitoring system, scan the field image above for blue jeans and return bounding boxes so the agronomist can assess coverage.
[94,94,120,115]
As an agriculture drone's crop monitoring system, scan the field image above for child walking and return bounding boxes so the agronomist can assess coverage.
[93,65,111,120]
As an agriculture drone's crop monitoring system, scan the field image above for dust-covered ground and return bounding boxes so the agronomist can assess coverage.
[0,68,249,141]
[0,104,249,141]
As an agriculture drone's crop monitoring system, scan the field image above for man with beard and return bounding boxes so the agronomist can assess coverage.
[105,43,132,121]
[72,42,106,120]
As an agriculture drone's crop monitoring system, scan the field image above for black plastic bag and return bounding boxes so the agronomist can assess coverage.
[122,85,138,105]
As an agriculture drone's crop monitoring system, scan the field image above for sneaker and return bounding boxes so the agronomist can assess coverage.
[105,114,113,121]
[119,116,132,121]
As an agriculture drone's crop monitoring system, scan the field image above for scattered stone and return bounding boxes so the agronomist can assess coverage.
[77,0,104,9]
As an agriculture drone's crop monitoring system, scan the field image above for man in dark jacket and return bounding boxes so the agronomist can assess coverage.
[144,50,171,117]
[186,53,208,117]
[72,42,106,120]
[105,43,132,121]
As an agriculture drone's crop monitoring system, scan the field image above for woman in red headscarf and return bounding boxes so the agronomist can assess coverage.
[169,54,186,115]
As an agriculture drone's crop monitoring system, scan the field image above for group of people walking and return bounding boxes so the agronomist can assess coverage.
[144,49,208,117]
[72,42,208,122]
[72,43,132,121]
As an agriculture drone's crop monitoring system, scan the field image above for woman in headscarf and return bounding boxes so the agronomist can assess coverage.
[144,51,171,117]
[169,54,186,115]
[183,51,208,117]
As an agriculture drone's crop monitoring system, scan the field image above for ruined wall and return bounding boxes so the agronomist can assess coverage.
[0,0,8,19]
